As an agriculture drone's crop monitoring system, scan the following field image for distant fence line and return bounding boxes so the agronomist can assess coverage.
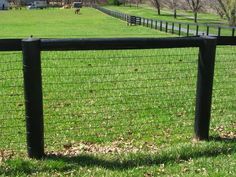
[0,36,235,159]
[93,5,236,37]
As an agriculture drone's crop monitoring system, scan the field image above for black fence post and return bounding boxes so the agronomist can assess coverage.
[206,26,209,36]
[178,23,181,36]
[196,25,199,36]
[160,21,163,31]
[172,22,174,34]
[187,24,190,36]
[194,37,217,140]
[165,22,168,33]
[232,28,235,37]
[218,27,221,36]
[127,16,130,26]
[22,38,44,159]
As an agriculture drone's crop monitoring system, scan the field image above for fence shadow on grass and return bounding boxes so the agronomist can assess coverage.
[1,138,235,176]
[210,136,236,143]
[46,138,236,171]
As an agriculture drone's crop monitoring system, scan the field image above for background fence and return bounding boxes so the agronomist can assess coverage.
[94,6,236,37]
[0,37,235,159]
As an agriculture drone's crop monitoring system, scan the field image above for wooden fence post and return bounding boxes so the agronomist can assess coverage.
[194,37,217,140]
[22,38,44,159]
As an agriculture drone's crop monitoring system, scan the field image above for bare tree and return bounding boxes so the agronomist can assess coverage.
[185,0,202,23]
[213,0,236,26]
[150,0,161,15]
[209,0,225,18]
[163,0,178,18]
[136,0,142,7]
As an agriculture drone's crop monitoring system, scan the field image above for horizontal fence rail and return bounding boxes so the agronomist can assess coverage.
[0,39,22,51]
[0,36,235,159]
[40,37,204,50]
[94,5,236,37]
[1,37,236,52]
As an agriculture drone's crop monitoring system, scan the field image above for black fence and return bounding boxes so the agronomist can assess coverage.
[127,16,141,26]
[0,36,235,159]
[94,6,236,37]
[94,5,128,22]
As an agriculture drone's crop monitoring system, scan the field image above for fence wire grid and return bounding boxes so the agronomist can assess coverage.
[41,48,199,150]
[0,45,235,152]
[0,52,25,151]
[211,46,236,138]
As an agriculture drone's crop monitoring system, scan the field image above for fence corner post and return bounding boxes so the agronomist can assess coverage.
[22,38,44,159]
[194,36,217,141]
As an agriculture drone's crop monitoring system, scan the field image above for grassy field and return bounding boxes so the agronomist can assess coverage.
[0,7,170,38]
[0,7,235,176]
[108,4,228,25]
[106,5,235,36]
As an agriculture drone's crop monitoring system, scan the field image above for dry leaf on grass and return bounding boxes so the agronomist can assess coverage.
[0,150,14,162]
[47,140,160,157]
[213,125,236,139]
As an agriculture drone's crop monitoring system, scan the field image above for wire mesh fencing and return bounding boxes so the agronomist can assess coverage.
[1,37,235,157]
[41,48,200,151]
[211,46,236,138]
[0,52,25,151]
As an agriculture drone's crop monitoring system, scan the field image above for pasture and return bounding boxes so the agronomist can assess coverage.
[0,7,235,176]
[0,7,170,38]
[106,5,228,25]
[106,5,235,36]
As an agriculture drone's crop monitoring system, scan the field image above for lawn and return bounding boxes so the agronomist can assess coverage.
[106,5,235,36]
[0,7,170,38]
[108,4,228,25]
[0,7,235,176]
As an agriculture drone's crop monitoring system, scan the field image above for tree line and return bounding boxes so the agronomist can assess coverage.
[7,0,236,26]
[118,0,236,26]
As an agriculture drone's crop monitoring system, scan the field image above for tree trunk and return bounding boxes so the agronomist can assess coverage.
[157,4,161,15]
[194,11,198,23]
[174,9,177,19]
[230,9,236,26]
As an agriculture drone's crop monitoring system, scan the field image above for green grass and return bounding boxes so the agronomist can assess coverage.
[1,142,235,176]
[106,5,235,36]
[0,7,170,38]
[107,4,228,25]
[0,7,235,176]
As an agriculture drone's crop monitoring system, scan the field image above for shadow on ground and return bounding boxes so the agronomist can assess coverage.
[1,137,235,175]
[46,137,236,170]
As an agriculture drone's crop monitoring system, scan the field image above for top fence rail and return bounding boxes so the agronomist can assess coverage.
[0,36,236,52]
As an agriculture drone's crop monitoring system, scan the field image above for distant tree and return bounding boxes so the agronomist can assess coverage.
[209,0,225,18]
[214,0,236,26]
[163,0,178,18]
[118,0,126,5]
[185,0,203,23]
[150,0,162,15]
[136,0,142,7]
